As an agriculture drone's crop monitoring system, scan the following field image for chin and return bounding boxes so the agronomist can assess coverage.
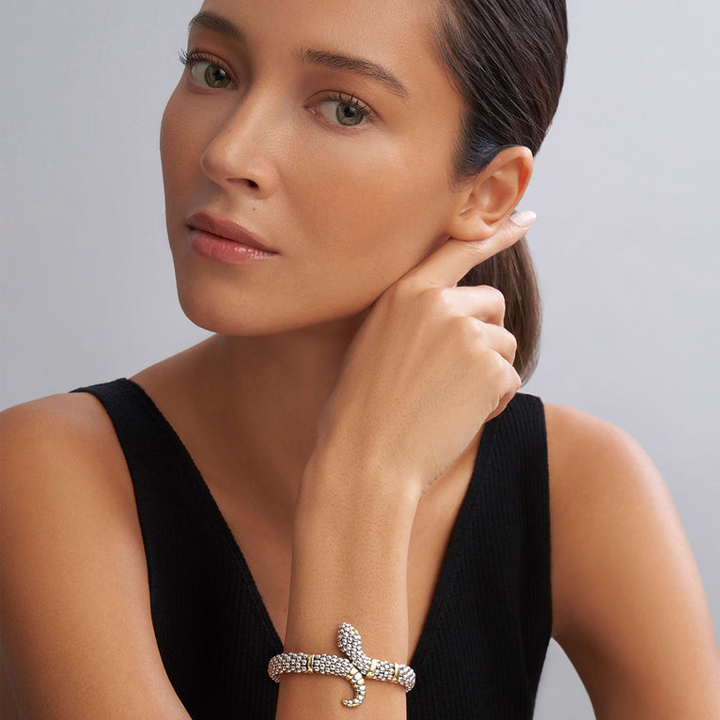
[174,283,285,336]
[174,278,377,339]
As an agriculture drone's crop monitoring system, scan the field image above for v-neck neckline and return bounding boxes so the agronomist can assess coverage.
[120,376,501,672]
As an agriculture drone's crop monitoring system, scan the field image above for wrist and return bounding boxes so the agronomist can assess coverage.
[296,448,421,534]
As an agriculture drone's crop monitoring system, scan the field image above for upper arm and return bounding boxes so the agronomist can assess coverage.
[0,395,191,720]
[545,402,720,718]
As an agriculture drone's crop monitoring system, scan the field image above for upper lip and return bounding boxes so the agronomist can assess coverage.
[186,211,277,252]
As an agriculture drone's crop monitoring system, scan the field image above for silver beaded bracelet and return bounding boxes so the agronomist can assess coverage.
[267,621,417,708]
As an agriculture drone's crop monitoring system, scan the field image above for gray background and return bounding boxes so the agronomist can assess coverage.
[2,1,718,716]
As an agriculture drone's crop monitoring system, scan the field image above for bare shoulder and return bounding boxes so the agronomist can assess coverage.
[0,390,140,517]
[542,401,720,717]
[0,393,190,718]
[1,390,121,444]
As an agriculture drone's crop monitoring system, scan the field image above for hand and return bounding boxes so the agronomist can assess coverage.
[312,212,535,502]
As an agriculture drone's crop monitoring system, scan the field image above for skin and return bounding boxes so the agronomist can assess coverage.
[2,0,719,716]
[157,0,532,527]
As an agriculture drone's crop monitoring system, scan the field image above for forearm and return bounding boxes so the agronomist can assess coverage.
[275,453,419,719]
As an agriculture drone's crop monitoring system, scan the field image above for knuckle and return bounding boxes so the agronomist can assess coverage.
[426,286,455,314]
[454,314,481,342]
[485,285,506,307]
[470,316,485,335]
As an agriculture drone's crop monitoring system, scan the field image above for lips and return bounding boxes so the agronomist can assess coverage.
[186,211,277,253]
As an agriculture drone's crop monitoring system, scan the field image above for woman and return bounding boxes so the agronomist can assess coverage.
[2,0,718,717]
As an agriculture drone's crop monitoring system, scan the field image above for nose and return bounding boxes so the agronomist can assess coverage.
[199,85,283,198]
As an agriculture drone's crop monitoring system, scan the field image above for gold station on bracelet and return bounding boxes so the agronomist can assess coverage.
[365,659,401,684]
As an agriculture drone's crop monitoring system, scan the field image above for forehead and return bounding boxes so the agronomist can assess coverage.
[194,0,447,99]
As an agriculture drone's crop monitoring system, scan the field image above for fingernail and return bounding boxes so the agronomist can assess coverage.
[509,210,537,228]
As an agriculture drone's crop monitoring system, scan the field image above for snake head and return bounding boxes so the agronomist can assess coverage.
[336,622,363,654]
[336,622,372,674]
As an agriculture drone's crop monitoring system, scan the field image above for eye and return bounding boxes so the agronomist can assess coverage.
[178,49,234,89]
[177,48,376,131]
[315,91,374,129]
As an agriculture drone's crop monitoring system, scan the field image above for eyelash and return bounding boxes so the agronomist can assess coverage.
[177,49,375,128]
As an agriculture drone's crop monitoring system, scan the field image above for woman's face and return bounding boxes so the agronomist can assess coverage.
[160,0,468,336]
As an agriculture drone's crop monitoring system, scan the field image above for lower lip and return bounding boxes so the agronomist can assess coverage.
[188,227,278,264]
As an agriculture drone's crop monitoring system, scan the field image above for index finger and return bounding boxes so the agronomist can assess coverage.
[402,210,537,289]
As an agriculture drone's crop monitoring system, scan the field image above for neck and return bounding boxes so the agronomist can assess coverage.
[181,310,372,516]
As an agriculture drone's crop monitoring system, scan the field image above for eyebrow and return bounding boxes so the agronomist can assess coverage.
[187,11,411,101]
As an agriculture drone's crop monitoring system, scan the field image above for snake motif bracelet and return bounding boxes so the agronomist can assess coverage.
[267,622,417,708]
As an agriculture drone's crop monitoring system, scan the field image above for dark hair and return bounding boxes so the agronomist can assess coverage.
[428,0,568,383]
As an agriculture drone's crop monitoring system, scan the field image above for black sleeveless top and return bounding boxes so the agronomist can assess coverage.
[69,378,552,719]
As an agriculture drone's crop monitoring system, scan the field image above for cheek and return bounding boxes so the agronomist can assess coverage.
[297,145,442,279]
[159,89,207,203]
[159,93,186,212]
[299,141,404,235]
[159,92,179,173]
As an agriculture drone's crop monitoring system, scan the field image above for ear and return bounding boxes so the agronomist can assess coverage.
[444,146,534,242]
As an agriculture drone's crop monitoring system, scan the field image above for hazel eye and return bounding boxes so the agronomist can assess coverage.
[315,92,374,128]
[178,49,234,90]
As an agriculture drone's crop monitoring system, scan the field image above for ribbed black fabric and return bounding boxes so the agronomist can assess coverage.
[69,377,552,719]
